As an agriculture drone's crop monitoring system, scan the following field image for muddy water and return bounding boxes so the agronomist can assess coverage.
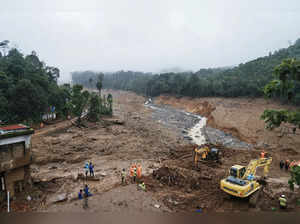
[146,103,252,150]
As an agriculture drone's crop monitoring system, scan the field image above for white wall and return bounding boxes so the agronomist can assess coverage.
[0,135,32,149]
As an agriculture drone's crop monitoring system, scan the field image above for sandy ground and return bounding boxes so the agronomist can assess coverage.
[3,90,300,212]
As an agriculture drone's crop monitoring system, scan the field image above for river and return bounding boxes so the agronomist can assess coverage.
[145,102,252,150]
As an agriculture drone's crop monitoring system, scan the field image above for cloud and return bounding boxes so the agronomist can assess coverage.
[1,0,300,82]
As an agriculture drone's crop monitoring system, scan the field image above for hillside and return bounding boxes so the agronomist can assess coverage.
[72,38,300,99]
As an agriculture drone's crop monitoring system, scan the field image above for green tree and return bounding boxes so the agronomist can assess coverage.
[71,85,90,124]
[0,95,9,123]
[261,59,300,132]
[0,41,71,124]
[288,165,300,191]
[8,79,48,122]
[96,77,103,95]
[107,93,113,115]
[88,93,101,121]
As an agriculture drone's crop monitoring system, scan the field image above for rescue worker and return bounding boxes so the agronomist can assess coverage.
[84,162,89,177]
[133,167,137,183]
[247,173,254,181]
[89,162,94,177]
[202,151,207,160]
[137,164,142,179]
[196,206,203,213]
[84,184,92,197]
[279,195,287,209]
[279,160,285,170]
[130,165,134,178]
[260,150,265,159]
[121,168,126,184]
[78,189,83,200]
[289,160,296,170]
[138,182,146,191]
[285,160,290,171]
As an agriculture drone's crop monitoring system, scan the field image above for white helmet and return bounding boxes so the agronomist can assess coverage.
[281,195,285,198]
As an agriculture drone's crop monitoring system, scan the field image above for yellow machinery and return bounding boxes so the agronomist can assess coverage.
[193,146,221,167]
[220,157,272,198]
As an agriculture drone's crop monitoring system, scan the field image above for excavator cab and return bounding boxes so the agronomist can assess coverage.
[229,165,246,179]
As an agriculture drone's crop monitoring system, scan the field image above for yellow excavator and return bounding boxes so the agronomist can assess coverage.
[220,156,272,205]
[193,146,221,167]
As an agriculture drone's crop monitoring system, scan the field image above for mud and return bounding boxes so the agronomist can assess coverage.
[3,90,300,213]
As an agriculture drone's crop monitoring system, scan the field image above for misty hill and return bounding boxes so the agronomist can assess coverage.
[72,38,300,99]
[159,67,192,74]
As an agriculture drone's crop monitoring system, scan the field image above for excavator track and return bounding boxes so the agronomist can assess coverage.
[249,186,263,207]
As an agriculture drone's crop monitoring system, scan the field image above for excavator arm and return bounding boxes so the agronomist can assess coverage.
[242,157,272,179]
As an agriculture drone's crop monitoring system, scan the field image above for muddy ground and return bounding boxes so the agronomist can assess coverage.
[3,90,300,212]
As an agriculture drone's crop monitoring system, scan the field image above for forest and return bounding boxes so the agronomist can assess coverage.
[0,40,113,125]
[0,40,72,124]
[72,39,300,104]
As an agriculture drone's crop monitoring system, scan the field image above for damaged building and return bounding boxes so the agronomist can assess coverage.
[0,124,34,201]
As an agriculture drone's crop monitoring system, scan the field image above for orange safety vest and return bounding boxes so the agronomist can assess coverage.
[137,166,142,178]
[130,166,133,177]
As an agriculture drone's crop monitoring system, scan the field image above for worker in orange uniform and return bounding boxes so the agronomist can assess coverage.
[130,165,133,178]
[260,150,265,159]
[130,164,137,183]
[137,164,142,179]
[285,160,290,171]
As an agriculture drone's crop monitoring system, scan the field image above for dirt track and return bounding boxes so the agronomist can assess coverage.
[5,90,300,212]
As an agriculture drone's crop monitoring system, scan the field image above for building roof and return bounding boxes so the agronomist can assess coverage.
[0,124,34,139]
[0,124,28,131]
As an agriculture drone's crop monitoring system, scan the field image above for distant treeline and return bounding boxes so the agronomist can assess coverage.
[72,39,300,102]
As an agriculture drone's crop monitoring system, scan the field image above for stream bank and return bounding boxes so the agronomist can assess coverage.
[145,103,252,150]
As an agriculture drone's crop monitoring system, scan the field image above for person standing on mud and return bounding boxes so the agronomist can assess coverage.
[89,162,94,177]
[78,189,83,200]
[84,162,89,177]
[121,168,126,185]
[260,150,265,159]
[133,167,137,183]
[137,164,142,179]
[279,195,287,209]
[285,160,290,171]
[280,160,285,170]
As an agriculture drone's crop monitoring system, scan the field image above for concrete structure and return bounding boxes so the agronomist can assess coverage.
[0,124,34,201]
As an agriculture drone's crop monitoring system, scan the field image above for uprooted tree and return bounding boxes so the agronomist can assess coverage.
[261,59,300,133]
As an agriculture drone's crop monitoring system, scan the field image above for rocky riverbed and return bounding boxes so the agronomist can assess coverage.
[145,103,252,150]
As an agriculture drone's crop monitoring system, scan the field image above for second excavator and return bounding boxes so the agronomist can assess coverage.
[220,156,272,206]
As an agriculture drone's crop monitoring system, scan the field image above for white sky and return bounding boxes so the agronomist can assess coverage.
[1,0,300,82]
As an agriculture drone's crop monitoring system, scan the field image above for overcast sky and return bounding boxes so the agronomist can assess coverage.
[1,0,300,82]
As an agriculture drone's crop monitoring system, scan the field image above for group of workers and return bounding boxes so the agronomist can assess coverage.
[279,159,299,171]
[260,151,289,210]
[84,162,95,177]
[121,164,146,191]
[78,184,92,199]
[78,184,92,209]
